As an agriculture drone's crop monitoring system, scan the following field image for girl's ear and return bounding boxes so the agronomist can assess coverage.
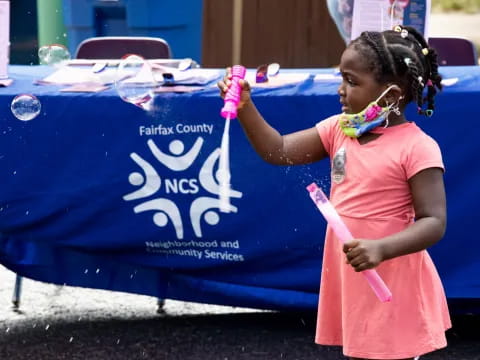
[385,84,404,103]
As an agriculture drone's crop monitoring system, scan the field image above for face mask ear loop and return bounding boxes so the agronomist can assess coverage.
[391,98,401,116]
[378,85,399,128]
[384,97,401,128]
[383,95,401,128]
[375,84,396,104]
[384,103,391,128]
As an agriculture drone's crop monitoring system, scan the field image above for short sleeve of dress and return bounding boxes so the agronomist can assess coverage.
[404,133,445,180]
[315,115,339,156]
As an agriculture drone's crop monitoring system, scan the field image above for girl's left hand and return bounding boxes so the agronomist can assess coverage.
[343,239,384,272]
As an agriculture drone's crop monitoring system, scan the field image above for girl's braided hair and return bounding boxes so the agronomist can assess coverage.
[349,25,442,117]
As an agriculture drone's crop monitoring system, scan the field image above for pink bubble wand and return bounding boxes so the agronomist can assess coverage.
[306,183,392,302]
[218,65,246,212]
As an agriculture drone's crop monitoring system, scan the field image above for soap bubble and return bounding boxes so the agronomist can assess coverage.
[11,94,41,121]
[38,44,71,65]
[115,54,157,111]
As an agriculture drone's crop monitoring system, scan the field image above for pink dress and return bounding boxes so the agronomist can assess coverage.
[315,115,451,359]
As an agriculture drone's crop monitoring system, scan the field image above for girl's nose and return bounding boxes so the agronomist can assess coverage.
[338,84,345,96]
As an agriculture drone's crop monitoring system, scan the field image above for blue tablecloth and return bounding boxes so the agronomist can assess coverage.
[0,65,479,311]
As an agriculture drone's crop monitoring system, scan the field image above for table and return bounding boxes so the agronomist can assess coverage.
[0,65,479,311]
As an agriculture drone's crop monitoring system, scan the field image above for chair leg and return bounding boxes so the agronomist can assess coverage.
[12,275,23,310]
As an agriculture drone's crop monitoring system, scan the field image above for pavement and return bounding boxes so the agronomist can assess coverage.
[1,265,480,360]
[0,11,479,360]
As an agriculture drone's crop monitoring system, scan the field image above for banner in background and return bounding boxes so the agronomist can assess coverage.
[327,0,430,43]
[351,0,430,40]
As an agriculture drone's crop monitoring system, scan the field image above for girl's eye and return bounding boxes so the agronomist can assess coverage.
[341,73,356,86]
[340,72,356,86]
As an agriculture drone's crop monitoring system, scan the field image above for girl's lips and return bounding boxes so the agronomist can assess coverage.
[341,105,348,112]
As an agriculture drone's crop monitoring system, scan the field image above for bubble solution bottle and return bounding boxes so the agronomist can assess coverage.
[218,65,246,212]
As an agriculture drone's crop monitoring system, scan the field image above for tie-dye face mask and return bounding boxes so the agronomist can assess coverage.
[339,85,397,138]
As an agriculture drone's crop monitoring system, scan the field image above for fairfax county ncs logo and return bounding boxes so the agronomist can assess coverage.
[123,136,243,239]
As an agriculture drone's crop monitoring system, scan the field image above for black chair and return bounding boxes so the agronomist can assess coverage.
[428,37,478,66]
[75,36,172,59]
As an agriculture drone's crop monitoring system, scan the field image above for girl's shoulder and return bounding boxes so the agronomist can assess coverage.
[376,121,440,147]
[395,123,444,177]
[400,122,441,149]
[315,114,343,156]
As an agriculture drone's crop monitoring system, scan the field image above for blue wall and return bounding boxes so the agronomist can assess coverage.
[62,0,203,62]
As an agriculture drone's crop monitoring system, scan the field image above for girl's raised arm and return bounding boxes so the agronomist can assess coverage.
[218,74,328,165]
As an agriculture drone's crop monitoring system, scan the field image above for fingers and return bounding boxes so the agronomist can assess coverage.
[217,67,251,102]
[217,67,234,97]
[217,79,229,93]
[217,79,230,99]
[346,252,375,272]
[343,240,381,272]
[347,252,368,268]
[351,262,372,272]
[345,247,363,265]
[239,79,250,91]
[343,240,359,254]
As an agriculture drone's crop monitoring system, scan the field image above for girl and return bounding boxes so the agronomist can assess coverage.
[218,25,451,360]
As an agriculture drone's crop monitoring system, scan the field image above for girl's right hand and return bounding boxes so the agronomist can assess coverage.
[217,67,252,110]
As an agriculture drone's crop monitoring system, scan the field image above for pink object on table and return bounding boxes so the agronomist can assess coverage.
[220,65,246,120]
[306,182,392,302]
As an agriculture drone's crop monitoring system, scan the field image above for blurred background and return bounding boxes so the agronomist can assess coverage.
[8,0,480,68]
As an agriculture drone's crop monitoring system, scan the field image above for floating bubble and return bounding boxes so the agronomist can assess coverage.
[10,94,41,121]
[38,44,71,65]
[115,54,157,111]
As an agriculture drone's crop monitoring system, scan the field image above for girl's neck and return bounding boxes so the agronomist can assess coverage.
[386,113,407,127]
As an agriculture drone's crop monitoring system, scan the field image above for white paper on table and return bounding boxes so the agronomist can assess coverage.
[245,71,310,88]
[64,58,188,67]
[37,65,120,85]
[39,60,222,86]
[152,67,222,86]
